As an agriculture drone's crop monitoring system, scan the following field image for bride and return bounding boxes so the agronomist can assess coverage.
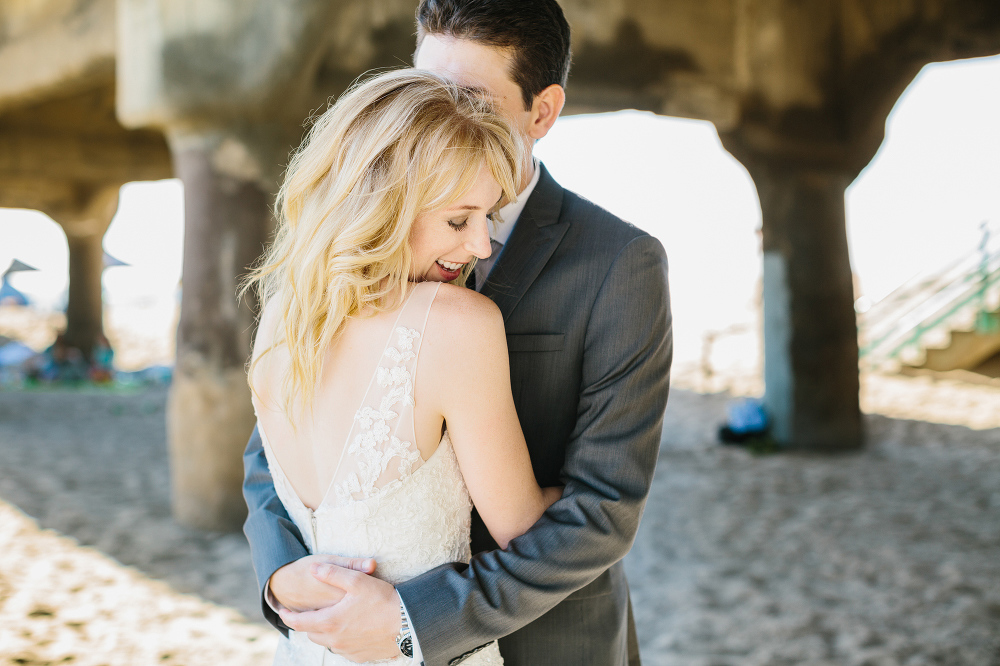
[242,69,561,665]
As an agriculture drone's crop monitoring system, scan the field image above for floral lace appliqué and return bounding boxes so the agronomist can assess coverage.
[334,327,423,505]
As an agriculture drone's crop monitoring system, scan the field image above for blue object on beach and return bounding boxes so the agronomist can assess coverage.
[118,365,173,385]
[0,341,38,366]
[726,398,769,435]
[142,365,173,384]
[0,278,30,306]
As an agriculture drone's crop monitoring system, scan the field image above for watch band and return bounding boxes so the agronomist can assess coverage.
[396,601,413,658]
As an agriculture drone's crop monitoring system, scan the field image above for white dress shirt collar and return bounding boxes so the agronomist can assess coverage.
[492,158,542,244]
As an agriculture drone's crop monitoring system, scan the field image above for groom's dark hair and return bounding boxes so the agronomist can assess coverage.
[415,0,572,111]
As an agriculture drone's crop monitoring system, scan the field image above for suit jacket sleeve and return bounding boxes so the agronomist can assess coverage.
[242,424,310,633]
[396,234,673,665]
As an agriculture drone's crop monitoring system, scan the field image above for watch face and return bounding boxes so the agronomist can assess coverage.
[399,636,413,658]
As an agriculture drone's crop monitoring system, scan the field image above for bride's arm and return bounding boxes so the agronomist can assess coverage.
[421,286,560,549]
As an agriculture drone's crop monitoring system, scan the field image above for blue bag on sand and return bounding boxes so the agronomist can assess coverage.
[726,398,768,435]
[718,397,769,445]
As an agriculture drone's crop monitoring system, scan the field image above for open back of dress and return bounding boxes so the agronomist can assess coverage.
[255,281,442,510]
[253,281,503,666]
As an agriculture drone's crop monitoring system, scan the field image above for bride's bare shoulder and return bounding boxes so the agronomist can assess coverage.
[423,283,505,356]
[253,298,283,353]
[430,282,500,322]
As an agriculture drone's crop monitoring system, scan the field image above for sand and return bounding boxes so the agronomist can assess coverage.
[0,375,998,665]
[0,500,276,665]
[631,388,1000,666]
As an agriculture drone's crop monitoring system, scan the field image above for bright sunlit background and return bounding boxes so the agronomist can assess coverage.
[2,55,999,376]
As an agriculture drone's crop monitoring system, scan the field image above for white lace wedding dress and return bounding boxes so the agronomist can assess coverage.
[255,282,502,666]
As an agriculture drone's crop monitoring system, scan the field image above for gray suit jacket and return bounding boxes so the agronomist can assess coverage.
[243,165,672,666]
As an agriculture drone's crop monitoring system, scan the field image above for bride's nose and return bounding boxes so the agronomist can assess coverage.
[465,217,493,260]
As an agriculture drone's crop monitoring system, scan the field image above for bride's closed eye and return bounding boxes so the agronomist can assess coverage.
[448,219,469,231]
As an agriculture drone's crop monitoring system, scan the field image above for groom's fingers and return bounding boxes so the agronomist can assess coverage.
[278,604,339,635]
[312,554,377,575]
[310,561,367,591]
[279,573,402,661]
[269,557,349,612]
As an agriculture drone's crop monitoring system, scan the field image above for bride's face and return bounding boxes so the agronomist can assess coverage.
[409,163,501,283]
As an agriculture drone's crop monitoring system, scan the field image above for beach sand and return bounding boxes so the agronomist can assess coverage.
[0,374,998,665]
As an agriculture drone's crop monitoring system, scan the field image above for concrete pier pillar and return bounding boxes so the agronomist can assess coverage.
[166,138,271,531]
[749,163,862,450]
[115,0,337,530]
[56,186,120,359]
[64,232,105,357]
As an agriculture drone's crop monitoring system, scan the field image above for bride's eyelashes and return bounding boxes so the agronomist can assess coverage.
[448,218,469,231]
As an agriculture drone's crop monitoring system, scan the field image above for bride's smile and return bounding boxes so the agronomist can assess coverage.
[409,162,502,283]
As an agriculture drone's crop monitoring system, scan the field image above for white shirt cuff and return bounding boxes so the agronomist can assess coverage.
[398,593,423,664]
[263,579,284,614]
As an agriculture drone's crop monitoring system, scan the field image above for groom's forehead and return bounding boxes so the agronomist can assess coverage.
[413,34,517,94]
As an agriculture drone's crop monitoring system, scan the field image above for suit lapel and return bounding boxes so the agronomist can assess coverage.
[481,165,569,321]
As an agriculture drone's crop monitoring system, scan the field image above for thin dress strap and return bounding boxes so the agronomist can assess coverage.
[321,280,441,508]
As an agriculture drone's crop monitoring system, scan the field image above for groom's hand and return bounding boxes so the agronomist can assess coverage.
[278,561,401,661]
[269,554,376,612]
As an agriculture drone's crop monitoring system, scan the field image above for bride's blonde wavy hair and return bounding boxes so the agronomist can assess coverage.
[242,69,523,414]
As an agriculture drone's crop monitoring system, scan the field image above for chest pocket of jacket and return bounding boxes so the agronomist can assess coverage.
[506,334,564,353]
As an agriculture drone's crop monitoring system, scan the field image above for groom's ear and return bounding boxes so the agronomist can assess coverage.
[526,84,565,141]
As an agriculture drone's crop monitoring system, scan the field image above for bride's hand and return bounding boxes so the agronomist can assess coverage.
[269,554,376,613]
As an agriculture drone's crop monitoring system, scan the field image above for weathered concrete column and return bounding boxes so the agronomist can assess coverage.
[115,0,338,530]
[55,186,120,359]
[749,162,861,449]
[165,134,270,531]
[560,0,1000,450]
[63,232,105,356]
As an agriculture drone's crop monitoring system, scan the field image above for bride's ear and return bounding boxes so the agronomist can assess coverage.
[527,84,565,141]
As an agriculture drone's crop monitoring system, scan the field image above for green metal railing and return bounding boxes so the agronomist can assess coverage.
[859,221,1000,367]
[975,222,999,334]
[878,266,1000,362]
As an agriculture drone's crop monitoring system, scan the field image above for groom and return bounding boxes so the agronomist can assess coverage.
[242,1,673,664]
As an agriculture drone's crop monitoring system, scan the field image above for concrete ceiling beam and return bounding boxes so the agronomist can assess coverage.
[0,0,116,112]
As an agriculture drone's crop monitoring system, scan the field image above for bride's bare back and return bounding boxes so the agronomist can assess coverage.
[252,282,446,511]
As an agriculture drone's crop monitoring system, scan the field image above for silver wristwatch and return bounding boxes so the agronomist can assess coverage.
[396,602,414,658]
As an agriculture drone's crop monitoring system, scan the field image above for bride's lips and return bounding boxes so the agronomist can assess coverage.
[434,259,465,281]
